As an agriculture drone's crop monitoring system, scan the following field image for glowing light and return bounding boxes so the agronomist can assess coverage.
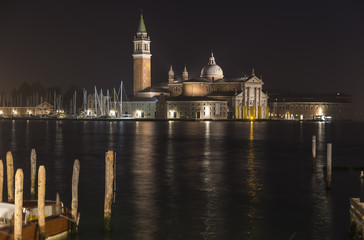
[136,110,142,117]
[86,110,91,115]
[109,110,116,117]
[12,109,17,115]
[0,110,3,115]
[205,107,210,116]
[169,110,176,118]
[250,116,254,120]
[318,107,323,116]
[27,110,32,115]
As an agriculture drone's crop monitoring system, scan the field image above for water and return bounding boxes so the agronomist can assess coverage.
[0,119,363,240]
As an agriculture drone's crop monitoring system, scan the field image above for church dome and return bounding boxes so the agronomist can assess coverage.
[200,52,224,80]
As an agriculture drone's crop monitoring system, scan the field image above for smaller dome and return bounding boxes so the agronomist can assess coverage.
[200,52,224,80]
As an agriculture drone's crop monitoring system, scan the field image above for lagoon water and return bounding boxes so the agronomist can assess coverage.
[0,119,364,240]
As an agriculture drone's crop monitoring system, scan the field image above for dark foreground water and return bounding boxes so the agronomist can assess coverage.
[0,120,363,240]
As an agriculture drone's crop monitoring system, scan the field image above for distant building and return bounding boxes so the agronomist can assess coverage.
[35,102,54,115]
[132,14,268,120]
[268,92,353,120]
[158,95,228,120]
[0,102,54,117]
[85,94,158,119]
[123,97,158,119]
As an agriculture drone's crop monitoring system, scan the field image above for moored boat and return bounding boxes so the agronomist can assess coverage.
[0,200,76,240]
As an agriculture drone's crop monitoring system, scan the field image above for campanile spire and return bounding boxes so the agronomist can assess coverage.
[133,12,152,96]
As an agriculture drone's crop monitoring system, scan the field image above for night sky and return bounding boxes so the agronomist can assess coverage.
[1,1,363,112]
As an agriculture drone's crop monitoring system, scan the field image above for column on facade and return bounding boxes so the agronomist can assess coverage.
[255,87,258,118]
[247,87,250,118]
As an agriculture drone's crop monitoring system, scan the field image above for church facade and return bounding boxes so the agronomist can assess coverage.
[133,14,269,120]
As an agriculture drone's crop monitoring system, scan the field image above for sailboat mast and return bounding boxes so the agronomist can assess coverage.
[120,81,123,117]
[113,88,116,112]
[107,90,110,116]
[74,91,77,116]
[100,89,103,115]
[94,86,97,116]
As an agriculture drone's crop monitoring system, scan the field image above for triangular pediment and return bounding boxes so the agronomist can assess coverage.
[246,75,263,84]
[35,102,53,108]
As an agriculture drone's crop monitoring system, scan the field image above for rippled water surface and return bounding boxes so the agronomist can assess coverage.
[0,120,363,240]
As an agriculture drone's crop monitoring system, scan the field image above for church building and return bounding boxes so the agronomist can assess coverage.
[133,13,269,120]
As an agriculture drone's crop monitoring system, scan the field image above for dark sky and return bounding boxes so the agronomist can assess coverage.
[1,0,363,111]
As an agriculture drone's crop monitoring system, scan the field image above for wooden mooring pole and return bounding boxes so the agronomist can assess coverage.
[71,159,80,233]
[327,143,332,189]
[38,166,46,240]
[14,169,24,240]
[30,149,36,200]
[312,135,316,171]
[6,151,14,202]
[55,192,61,215]
[104,151,114,232]
[0,160,3,202]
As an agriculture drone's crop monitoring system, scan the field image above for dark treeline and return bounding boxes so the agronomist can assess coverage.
[3,82,83,114]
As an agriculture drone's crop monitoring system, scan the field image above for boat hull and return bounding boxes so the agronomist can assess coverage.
[0,213,70,240]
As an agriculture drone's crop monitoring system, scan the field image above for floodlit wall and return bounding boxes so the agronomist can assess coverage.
[269,102,353,120]
[165,100,228,120]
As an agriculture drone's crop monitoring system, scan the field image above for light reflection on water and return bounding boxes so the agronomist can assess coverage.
[201,121,221,240]
[311,122,333,240]
[0,120,362,240]
[246,121,263,239]
[132,122,157,240]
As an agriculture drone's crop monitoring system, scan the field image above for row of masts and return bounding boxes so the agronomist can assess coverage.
[79,81,125,117]
[2,82,126,116]
[0,91,61,109]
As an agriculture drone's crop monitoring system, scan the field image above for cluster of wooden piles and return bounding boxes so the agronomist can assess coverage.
[0,149,80,240]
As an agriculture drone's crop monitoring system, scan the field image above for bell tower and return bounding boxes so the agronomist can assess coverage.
[133,13,151,96]
[182,65,188,81]
[168,65,174,84]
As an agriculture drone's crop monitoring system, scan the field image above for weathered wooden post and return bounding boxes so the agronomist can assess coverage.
[38,165,46,240]
[55,192,61,215]
[14,169,24,240]
[327,143,332,189]
[361,178,364,202]
[71,159,80,233]
[104,151,114,231]
[6,151,14,202]
[312,135,316,171]
[0,160,3,202]
[30,148,37,200]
